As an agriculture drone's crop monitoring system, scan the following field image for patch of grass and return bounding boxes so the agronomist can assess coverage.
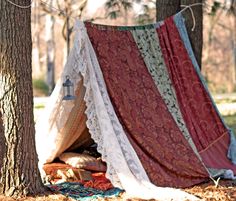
[34,104,45,109]
[223,113,236,134]
[215,98,236,104]
[33,78,49,96]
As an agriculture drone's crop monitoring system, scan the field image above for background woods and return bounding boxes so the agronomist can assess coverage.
[31,0,236,95]
[0,0,236,198]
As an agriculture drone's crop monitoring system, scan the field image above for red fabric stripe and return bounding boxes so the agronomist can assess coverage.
[157,17,236,173]
[86,22,208,187]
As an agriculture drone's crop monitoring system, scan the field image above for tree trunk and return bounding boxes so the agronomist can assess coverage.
[0,112,6,170]
[0,0,45,197]
[46,0,55,95]
[181,0,203,69]
[64,0,72,58]
[156,0,203,70]
[233,1,236,84]
[156,0,181,21]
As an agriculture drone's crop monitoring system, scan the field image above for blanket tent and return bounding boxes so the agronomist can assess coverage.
[36,13,236,200]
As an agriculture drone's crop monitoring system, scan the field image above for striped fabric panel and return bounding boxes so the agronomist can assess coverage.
[131,27,201,159]
[174,13,236,164]
[86,22,209,187]
[157,16,236,173]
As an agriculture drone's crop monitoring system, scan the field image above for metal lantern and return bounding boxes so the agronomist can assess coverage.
[62,75,76,100]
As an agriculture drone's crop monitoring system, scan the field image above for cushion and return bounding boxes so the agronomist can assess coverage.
[59,152,106,172]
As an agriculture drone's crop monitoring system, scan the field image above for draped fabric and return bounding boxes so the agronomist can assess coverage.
[131,27,200,160]
[36,12,236,200]
[86,22,209,188]
[157,16,236,173]
[37,21,200,201]
[36,79,92,163]
[174,13,236,165]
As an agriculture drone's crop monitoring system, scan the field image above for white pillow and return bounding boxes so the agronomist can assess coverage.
[59,152,106,172]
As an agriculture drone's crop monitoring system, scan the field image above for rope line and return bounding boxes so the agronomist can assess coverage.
[5,0,204,29]
[6,0,33,9]
[180,2,205,13]
[180,3,204,31]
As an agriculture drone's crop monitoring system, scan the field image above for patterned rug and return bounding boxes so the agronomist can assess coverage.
[47,182,123,201]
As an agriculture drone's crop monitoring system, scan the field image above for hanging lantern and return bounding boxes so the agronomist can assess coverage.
[62,75,76,100]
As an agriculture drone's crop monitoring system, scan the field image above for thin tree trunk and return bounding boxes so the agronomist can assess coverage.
[62,0,72,66]
[156,0,181,21]
[65,0,71,57]
[66,15,71,57]
[233,1,236,84]
[0,0,45,197]
[32,0,42,78]
[45,0,55,95]
[181,0,203,69]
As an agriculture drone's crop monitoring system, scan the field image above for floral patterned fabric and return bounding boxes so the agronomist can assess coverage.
[131,27,201,160]
[157,16,236,173]
[174,13,236,165]
[86,22,209,188]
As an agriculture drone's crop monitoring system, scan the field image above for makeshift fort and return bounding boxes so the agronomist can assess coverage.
[36,13,236,200]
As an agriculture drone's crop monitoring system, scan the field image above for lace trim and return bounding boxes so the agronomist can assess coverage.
[73,21,151,188]
[71,21,199,200]
[36,20,150,188]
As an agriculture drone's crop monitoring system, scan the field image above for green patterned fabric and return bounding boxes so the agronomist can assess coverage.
[48,182,123,201]
[131,28,200,158]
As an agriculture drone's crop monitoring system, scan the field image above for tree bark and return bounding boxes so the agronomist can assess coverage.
[0,0,45,197]
[156,0,203,70]
[0,112,6,170]
[156,0,181,21]
[181,0,203,69]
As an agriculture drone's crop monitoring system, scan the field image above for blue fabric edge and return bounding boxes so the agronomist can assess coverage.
[47,182,123,201]
[174,13,236,165]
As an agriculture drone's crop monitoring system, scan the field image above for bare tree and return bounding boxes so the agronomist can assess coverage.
[32,0,43,77]
[45,0,55,94]
[0,0,45,196]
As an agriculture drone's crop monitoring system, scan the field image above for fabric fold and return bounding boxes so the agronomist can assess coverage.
[157,16,236,173]
[174,13,236,165]
[36,20,201,201]
[86,22,209,188]
[36,13,236,200]
[131,27,201,161]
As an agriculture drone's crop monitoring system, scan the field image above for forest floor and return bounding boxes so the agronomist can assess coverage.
[0,179,236,201]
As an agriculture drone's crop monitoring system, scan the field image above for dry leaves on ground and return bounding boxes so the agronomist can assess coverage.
[0,180,235,201]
